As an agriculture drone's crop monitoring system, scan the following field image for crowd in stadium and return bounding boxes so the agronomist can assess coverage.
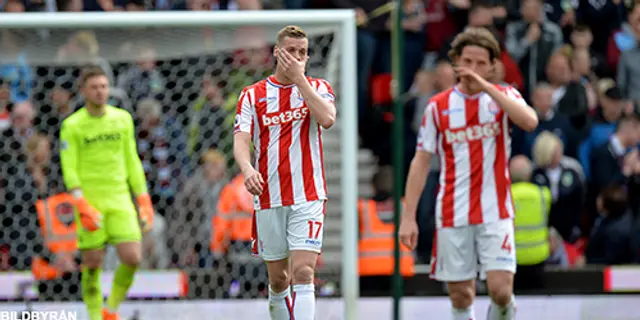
[1,0,640,293]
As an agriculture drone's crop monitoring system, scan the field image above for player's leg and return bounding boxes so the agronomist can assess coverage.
[287,200,325,320]
[103,197,143,318]
[76,195,109,320]
[431,226,478,320]
[477,219,517,320]
[255,207,292,320]
[77,224,108,320]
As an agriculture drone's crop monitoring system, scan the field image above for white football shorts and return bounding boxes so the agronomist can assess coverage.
[430,218,517,282]
[254,200,325,261]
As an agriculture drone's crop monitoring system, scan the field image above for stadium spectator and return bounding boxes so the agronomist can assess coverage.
[134,98,187,213]
[578,85,625,179]
[505,0,563,100]
[510,155,552,292]
[616,3,640,103]
[188,74,229,170]
[569,25,609,78]
[0,30,32,103]
[531,131,586,243]
[545,52,590,137]
[116,43,165,102]
[585,184,638,265]
[56,31,114,84]
[577,0,627,56]
[25,133,55,197]
[512,83,579,159]
[169,149,228,267]
[570,48,598,111]
[0,80,10,131]
[589,115,640,198]
[3,0,25,11]
[607,1,640,73]
[140,213,170,269]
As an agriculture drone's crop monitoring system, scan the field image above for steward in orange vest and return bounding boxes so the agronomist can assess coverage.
[32,193,79,280]
[358,198,415,277]
[210,174,255,258]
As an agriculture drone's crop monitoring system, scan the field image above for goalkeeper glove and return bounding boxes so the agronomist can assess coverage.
[74,198,102,232]
[137,193,154,233]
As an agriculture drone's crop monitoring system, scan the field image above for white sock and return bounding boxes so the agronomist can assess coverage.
[452,306,475,320]
[487,295,516,320]
[268,286,292,320]
[292,283,315,320]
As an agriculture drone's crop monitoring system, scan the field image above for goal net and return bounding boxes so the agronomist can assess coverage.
[0,12,358,317]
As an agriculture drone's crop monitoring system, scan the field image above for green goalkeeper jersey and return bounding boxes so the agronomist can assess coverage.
[60,105,147,196]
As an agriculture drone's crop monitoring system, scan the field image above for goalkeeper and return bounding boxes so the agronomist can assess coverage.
[60,66,154,320]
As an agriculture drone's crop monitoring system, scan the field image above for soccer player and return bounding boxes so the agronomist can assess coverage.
[233,25,336,320]
[399,27,539,320]
[60,66,154,320]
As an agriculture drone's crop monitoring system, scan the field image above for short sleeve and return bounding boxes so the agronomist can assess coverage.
[315,79,335,104]
[234,88,254,134]
[505,85,526,105]
[416,101,438,153]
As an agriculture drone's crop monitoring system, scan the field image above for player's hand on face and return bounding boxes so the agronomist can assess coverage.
[243,167,265,196]
[455,66,489,89]
[399,216,419,250]
[276,48,307,83]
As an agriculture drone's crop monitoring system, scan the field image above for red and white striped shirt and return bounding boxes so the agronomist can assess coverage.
[234,75,334,210]
[417,84,525,228]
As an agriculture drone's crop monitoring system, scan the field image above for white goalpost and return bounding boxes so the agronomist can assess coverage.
[0,10,358,320]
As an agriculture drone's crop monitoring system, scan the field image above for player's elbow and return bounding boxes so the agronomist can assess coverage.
[319,114,336,129]
[520,113,539,132]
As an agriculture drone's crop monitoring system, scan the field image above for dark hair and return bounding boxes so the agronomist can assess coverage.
[573,24,591,33]
[448,27,501,62]
[599,185,628,217]
[78,65,106,87]
[469,1,493,14]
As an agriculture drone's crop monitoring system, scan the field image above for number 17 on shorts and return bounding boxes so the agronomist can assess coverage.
[255,200,325,261]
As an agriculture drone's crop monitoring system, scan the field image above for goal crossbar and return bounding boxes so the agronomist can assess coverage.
[0,9,359,320]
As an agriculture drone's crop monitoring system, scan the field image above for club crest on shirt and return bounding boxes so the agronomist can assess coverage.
[487,102,501,115]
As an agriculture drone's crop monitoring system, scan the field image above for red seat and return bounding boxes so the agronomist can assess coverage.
[563,241,579,266]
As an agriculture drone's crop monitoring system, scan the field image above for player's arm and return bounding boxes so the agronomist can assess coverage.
[295,78,336,129]
[483,84,538,132]
[123,112,154,231]
[403,102,438,221]
[233,88,264,195]
[59,120,101,231]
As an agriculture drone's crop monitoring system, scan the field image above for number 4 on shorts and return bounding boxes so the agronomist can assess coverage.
[501,234,512,254]
[308,221,322,239]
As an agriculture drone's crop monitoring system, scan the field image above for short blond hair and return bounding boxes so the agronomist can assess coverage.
[201,149,225,166]
[532,131,563,168]
[277,25,307,44]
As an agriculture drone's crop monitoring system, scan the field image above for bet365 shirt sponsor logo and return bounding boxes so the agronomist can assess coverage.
[444,122,501,144]
[83,132,122,145]
[262,107,309,127]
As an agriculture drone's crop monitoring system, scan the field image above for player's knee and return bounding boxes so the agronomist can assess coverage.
[268,268,290,292]
[488,285,512,306]
[119,251,142,266]
[291,263,314,284]
[448,284,474,309]
[82,251,104,269]
[487,273,513,306]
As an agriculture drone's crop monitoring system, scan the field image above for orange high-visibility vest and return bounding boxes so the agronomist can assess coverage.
[211,175,254,254]
[33,193,77,280]
[358,199,415,277]
[35,193,77,253]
